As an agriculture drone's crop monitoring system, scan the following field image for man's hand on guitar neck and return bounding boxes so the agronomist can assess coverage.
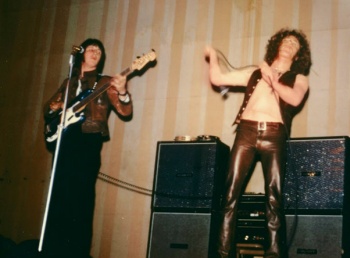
[109,74,130,103]
[110,74,127,95]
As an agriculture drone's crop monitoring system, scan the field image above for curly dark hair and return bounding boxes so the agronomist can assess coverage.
[264,28,312,76]
[72,38,106,75]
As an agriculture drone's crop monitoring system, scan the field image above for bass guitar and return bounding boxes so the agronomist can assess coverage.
[44,50,156,142]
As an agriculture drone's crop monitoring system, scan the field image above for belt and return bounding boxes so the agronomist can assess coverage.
[239,119,283,131]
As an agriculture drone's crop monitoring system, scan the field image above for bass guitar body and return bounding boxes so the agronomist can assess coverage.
[44,89,93,142]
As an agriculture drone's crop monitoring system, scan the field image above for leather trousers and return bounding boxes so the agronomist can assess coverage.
[216,119,288,258]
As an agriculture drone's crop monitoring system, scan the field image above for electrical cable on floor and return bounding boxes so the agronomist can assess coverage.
[98,172,152,196]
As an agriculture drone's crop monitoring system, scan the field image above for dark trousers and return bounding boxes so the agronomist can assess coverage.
[217,119,288,258]
[42,126,102,258]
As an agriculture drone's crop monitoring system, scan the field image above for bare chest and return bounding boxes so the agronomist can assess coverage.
[242,80,283,122]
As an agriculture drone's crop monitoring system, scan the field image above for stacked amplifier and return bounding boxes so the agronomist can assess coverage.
[284,136,350,258]
[236,193,267,247]
[147,138,230,258]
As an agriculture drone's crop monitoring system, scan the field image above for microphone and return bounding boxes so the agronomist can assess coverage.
[72,45,84,54]
[219,86,229,97]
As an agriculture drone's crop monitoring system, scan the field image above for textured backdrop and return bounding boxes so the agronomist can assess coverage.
[0,0,349,257]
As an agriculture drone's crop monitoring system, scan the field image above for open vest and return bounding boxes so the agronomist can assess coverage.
[234,69,300,136]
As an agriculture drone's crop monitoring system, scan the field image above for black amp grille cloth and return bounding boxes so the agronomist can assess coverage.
[153,142,228,210]
[284,137,348,210]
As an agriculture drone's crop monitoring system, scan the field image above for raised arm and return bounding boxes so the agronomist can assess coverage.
[205,46,257,87]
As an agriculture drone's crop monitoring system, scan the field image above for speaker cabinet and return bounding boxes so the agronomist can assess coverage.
[148,212,220,258]
[286,215,343,257]
[284,136,350,258]
[148,139,230,258]
[284,136,350,211]
[151,140,230,211]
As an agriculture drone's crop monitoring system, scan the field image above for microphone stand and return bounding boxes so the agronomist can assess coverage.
[38,48,77,252]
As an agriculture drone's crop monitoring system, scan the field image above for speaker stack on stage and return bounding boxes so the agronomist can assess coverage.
[284,136,350,258]
[147,137,230,258]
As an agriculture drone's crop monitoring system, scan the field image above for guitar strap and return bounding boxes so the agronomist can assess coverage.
[76,73,102,96]
[92,73,102,90]
[76,79,82,96]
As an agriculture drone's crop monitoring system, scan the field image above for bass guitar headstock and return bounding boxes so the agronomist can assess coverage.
[131,49,157,71]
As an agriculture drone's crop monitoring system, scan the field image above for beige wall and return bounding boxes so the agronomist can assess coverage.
[0,0,349,257]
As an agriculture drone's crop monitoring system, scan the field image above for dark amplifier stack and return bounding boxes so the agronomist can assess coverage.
[284,136,350,258]
[147,138,230,258]
[146,135,350,258]
[236,194,267,247]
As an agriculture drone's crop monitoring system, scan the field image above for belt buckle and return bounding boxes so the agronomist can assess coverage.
[258,121,267,131]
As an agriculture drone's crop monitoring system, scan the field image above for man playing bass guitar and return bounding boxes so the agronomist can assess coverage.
[42,38,132,258]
